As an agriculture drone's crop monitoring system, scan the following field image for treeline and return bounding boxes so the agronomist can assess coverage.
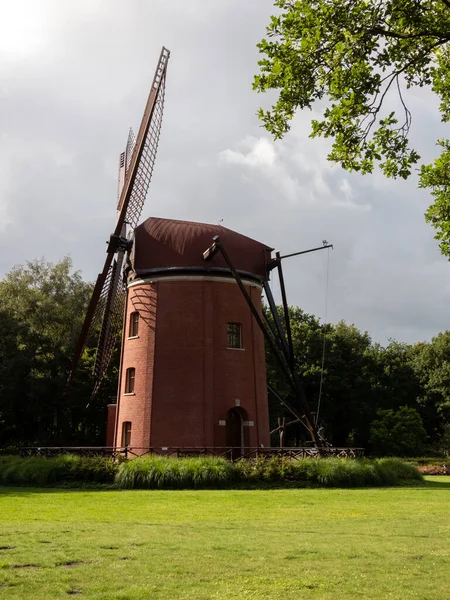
[267,308,450,455]
[0,258,449,455]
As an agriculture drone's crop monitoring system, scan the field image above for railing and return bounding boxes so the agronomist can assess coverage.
[1,446,365,460]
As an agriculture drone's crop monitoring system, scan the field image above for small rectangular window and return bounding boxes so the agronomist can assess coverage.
[125,367,135,394]
[129,312,139,337]
[227,323,242,349]
[121,421,132,446]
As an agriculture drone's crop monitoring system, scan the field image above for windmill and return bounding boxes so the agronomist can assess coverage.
[67,46,170,399]
[68,46,332,455]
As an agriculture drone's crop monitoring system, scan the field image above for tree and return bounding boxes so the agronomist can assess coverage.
[408,333,450,441]
[264,306,324,445]
[369,406,427,456]
[0,310,34,444]
[0,257,118,446]
[313,320,374,446]
[254,0,450,256]
[265,308,378,446]
[439,422,450,454]
[264,306,433,449]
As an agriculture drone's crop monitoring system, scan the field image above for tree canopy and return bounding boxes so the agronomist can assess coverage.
[265,306,449,452]
[0,258,118,447]
[254,0,450,256]
[369,406,427,456]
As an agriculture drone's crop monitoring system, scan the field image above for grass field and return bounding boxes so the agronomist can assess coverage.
[0,478,449,599]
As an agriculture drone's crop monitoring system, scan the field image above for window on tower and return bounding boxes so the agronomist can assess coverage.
[125,367,135,394]
[227,323,242,349]
[129,312,139,337]
[121,421,132,446]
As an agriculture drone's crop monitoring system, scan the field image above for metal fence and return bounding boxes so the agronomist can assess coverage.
[1,446,364,460]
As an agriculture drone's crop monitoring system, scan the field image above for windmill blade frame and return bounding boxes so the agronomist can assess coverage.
[114,46,170,234]
[67,46,170,393]
[91,257,126,399]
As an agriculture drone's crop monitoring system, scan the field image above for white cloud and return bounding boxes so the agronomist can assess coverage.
[220,136,299,202]
[0,3,47,58]
[220,137,276,169]
[220,133,372,211]
[0,182,12,233]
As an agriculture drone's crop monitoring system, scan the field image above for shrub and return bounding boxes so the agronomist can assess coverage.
[234,456,422,487]
[63,455,118,483]
[115,455,236,489]
[0,455,117,486]
[375,458,424,483]
[233,456,296,482]
[369,407,427,456]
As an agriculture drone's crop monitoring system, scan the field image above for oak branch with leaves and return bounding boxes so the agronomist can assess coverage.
[254,0,450,256]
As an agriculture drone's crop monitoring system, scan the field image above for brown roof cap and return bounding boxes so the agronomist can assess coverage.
[133,217,273,281]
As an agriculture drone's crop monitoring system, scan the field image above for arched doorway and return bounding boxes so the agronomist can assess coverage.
[226,407,248,459]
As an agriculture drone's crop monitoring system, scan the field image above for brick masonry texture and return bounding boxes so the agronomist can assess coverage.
[112,276,270,450]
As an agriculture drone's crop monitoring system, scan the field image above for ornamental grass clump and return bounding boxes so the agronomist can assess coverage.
[291,457,423,487]
[306,458,388,487]
[0,455,118,486]
[376,457,424,483]
[62,455,118,483]
[233,456,423,487]
[0,455,64,486]
[115,455,236,489]
[234,456,296,482]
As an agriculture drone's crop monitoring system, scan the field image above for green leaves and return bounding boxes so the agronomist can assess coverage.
[0,258,116,447]
[255,0,450,255]
[265,305,450,450]
[369,406,428,456]
[421,139,450,256]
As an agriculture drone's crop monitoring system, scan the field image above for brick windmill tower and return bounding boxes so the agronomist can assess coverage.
[69,47,325,454]
[114,217,272,452]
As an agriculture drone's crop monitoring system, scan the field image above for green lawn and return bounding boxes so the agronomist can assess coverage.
[0,478,449,599]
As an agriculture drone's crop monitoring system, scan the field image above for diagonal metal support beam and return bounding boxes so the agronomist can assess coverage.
[203,236,324,448]
[263,281,291,363]
[275,251,295,370]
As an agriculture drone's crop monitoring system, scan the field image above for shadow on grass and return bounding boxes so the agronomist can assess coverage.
[1,476,450,495]
[424,479,450,489]
[0,485,117,498]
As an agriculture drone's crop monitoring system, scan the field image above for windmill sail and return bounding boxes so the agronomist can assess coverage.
[123,56,167,230]
[67,46,170,396]
[91,258,126,399]
[125,128,136,172]
[117,128,136,212]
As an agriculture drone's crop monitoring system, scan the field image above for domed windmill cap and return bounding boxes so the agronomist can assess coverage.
[132,217,274,282]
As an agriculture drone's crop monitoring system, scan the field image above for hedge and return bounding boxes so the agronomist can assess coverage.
[0,455,423,489]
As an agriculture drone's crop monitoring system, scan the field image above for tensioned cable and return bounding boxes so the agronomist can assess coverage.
[315,247,331,427]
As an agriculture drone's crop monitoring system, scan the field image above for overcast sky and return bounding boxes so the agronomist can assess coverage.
[1,0,449,345]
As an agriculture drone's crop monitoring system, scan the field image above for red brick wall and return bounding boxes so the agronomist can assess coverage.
[106,404,116,447]
[114,276,270,450]
[114,284,157,450]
